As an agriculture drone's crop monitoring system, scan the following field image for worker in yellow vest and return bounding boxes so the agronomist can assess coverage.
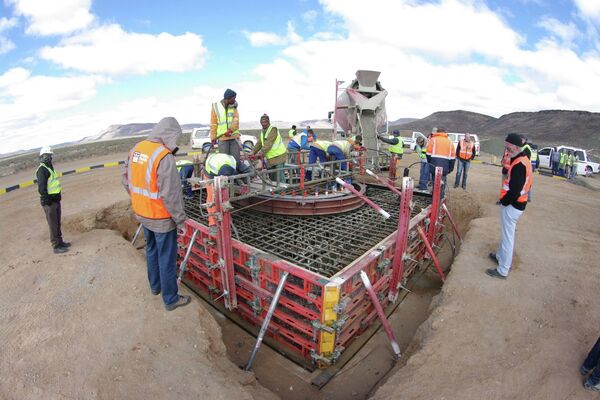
[288,125,297,139]
[415,136,429,190]
[377,130,404,158]
[250,114,287,183]
[454,133,476,190]
[327,135,363,175]
[123,117,191,311]
[210,88,241,166]
[305,138,333,180]
[559,151,567,176]
[36,145,70,254]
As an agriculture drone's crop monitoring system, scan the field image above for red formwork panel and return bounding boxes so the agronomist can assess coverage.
[177,181,447,368]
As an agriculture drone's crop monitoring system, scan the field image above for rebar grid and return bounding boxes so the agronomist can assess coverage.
[183,186,432,277]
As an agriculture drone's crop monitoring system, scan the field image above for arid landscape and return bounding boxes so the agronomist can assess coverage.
[1,145,598,399]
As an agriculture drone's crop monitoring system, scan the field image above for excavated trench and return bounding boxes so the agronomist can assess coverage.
[66,190,481,400]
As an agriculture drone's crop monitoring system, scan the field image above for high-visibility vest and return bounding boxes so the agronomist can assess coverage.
[416,145,427,159]
[212,101,239,139]
[559,153,566,167]
[260,125,286,160]
[568,154,575,166]
[530,149,538,160]
[288,129,296,138]
[175,159,193,172]
[205,153,236,176]
[458,139,474,160]
[388,137,404,154]
[499,155,532,203]
[426,133,455,160]
[291,132,307,146]
[331,140,352,156]
[36,164,62,194]
[128,140,172,219]
[311,140,332,152]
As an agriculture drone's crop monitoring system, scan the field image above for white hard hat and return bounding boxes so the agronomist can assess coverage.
[40,145,53,155]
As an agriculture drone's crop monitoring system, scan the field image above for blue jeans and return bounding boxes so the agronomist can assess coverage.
[454,159,470,188]
[583,336,600,385]
[144,227,179,306]
[305,147,328,180]
[418,162,429,190]
[496,205,523,277]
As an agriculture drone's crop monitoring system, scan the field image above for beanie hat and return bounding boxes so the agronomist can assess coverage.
[260,113,270,122]
[505,133,523,146]
[223,88,237,99]
[392,129,400,136]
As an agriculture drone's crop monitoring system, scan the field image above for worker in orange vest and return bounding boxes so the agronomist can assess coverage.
[425,127,456,198]
[454,133,476,190]
[123,117,191,311]
[487,133,532,280]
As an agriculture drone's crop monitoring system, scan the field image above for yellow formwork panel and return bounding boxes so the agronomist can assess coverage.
[319,284,340,355]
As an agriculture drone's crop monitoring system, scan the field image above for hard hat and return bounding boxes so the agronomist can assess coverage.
[40,145,53,155]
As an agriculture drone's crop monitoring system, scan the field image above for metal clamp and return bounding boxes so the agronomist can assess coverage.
[333,297,350,314]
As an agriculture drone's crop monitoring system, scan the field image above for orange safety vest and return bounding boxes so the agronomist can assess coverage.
[426,132,456,160]
[499,155,532,203]
[128,140,172,219]
[458,139,474,160]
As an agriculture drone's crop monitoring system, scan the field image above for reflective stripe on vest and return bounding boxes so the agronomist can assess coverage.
[499,155,532,203]
[37,164,62,194]
[212,102,239,138]
[389,137,403,154]
[291,132,307,146]
[205,153,236,176]
[331,140,351,156]
[260,125,286,160]
[128,141,171,219]
[427,133,454,160]
[176,159,193,172]
[458,139,474,159]
[311,140,332,152]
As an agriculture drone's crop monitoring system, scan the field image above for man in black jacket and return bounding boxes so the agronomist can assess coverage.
[37,146,70,254]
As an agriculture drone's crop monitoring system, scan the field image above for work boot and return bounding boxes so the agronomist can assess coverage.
[58,241,71,248]
[165,295,191,311]
[583,378,600,392]
[53,245,69,254]
[485,268,507,280]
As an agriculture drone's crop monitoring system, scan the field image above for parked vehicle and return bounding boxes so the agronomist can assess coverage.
[189,128,257,152]
[538,145,599,176]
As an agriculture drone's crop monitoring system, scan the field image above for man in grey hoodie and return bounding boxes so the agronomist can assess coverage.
[123,117,191,311]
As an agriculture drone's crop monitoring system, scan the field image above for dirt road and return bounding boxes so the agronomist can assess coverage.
[0,154,598,399]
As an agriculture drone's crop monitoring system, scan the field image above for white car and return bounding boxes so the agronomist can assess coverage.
[190,128,256,152]
[538,145,600,176]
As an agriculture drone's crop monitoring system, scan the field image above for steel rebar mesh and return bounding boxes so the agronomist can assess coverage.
[183,186,431,277]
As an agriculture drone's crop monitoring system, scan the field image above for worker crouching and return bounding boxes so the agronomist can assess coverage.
[327,135,363,182]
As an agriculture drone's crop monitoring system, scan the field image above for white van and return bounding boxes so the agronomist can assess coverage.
[538,145,599,176]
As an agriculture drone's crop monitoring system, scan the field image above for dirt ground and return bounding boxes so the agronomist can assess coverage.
[0,152,598,399]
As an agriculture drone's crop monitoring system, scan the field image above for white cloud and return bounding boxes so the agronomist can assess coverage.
[7,0,94,36]
[573,0,600,21]
[243,21,302,47]
[39,24,207,75]
[302,10,318,25]
[0,17,18,54]
[538,16,580,45]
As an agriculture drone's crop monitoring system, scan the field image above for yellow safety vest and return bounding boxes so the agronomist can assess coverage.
[331,140,352,156]
[37,164,62,194]
[416,145,427,159]
[530,150,537,160]
[205,153,236,176]
[389,137,404,154]
[260,125,286,160]
[175,159,193,172]
[288,129,296,138]
[212,101,239,138]
[311,140,332,152]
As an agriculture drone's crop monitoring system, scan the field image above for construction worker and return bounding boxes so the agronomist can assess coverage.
[581,335,600,392]
[521,137,537,201]
[425,127,456,198]
[550,147,560,175]
[36,146,70,254]
[415,136,429,190]
[287,128,309,164]
[454,133,476,189]
[377,129,404,159]
[559,150,567,176]
[572,152,579,178]
[176,159,194,198]
[123,117,191,311]
[307,128,317,143]
[250,114,287,183]
[203,153,247,227]
[567,151,575,179]
[327,135,363,174]
[210,88,241,166]
[486,133,532,280]
[305,138,332,180]
[288,124,297,139]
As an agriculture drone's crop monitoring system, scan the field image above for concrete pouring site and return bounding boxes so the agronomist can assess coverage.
[0,70,599,400]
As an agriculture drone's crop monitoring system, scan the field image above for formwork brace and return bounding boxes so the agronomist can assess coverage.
[441,203,463,243]
[214,176,237,310]
[388,177,414,302]
[416,225,446,282]
[428,167,443,244]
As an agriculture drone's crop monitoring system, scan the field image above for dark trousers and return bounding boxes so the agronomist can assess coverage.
[583,336,600,385]
[218,139,240,167]
[42,201,63,247]
[143,227,179,306]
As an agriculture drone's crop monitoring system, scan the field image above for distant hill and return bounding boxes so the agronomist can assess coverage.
[388,117,419,126]
[393,109,600,152]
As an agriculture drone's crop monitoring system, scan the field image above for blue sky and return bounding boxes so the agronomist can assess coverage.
[1,0,600,153]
